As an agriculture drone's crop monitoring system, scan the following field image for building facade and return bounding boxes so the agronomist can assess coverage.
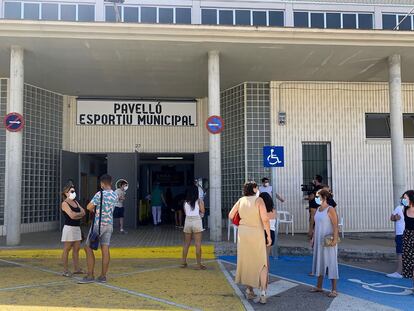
[1,0,414,243]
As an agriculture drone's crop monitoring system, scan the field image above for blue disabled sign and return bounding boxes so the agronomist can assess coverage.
[263,146,284,168]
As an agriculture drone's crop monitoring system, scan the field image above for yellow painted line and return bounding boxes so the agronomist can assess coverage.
[0,307,166,311]
[0,245,215,259]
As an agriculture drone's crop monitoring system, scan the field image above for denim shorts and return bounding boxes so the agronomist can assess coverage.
[395,235,403,254]
[86,225,113,246]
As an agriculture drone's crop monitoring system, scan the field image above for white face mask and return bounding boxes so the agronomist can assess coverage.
[124,186,129,191]
[265,183,270,187]
[68,192,76,200]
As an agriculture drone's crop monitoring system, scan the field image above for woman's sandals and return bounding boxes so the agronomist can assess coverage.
[245,289,257,300]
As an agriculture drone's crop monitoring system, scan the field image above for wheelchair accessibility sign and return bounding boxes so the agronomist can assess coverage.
[263,146,284,168]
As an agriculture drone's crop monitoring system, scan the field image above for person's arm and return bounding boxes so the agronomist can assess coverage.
[77,202,86,217]
[62,202,84,220]
[391,211,401,222]
[87,192,100,212]
[161,194,166,206]
[258,198,271,247]
[228,199,240,220]
[199,200,205,214]
[275,193,285,203]
[328,207,339,246]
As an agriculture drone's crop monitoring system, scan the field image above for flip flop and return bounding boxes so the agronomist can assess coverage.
[327,291,338,298]
[309,288,323,293]
[195,264,207,270]
[73,270,85,275]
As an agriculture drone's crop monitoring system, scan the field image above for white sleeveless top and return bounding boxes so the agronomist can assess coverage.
[184,200,200,217]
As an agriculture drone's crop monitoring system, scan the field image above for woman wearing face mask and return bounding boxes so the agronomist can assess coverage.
[401,190,414,282]
[114,180,128,234]
[310,189,339,298]
[61,184,86,277]
[229,181,271,304]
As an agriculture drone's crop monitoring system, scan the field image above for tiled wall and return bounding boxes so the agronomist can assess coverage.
[0,79,7,226]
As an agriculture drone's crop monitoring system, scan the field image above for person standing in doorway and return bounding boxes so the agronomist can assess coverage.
[311,189,339,298]
[387,195,405,279]
[173,192,185,228]
[79,174,118,284]
[114,179,128,234]
[181,185,206,270]
[259,177,285,203]
[401,190,414,283]
[61,184,85,277]
[151,182,165,226]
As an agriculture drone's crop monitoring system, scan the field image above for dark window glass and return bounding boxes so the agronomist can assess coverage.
[235,10,251,26]
[365,114,390,138]
[302,143,331,187]
[398,15,412,31]
[159,8,173,24]
[176,8,191,24]
[294,12,309,27]
[42,3,58,20]
[403,115,414,138]
[124,7,139,23]
[310,12,324,28]
[268,11,284,27]
[24,3,40,20]
[4,2,21,19]
[78,5,95,22]
[219,10,233,25]
[383,14,396,30]
[343,14,357,29]
[201,9,217,25]
[105,5,122,22]
[358,14,373,29]
[326,13,340,29]
[141,7,156,23]
[61,4,76,21]
[253,11,267,26]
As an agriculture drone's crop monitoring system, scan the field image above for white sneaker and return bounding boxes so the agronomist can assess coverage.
[386,272,403,279]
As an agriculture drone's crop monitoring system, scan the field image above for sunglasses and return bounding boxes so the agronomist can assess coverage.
[69,190,75,193]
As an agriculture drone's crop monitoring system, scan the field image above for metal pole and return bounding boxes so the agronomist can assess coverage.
[388,54,406,206]
[5,46,24,246]
[208,51,222,241]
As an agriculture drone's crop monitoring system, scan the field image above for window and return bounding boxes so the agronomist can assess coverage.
[253,11,267,26]
[235,10,251,25]
[326,13,340,29]
[105,5,122,22]
[358,14,373,29]
[61,4,76,21]
[41,3,58,21]
[159,8,173,24]
[383,14,396,30]
[24,3,40,20]
[124,7,139,23]
[219,10,233,25]
[398,15,412,31]
[365,114,414,138]
[78,5,95,22]
[342,14,357,29]
[311,12,324,28]
[141,7,157,23]
[4,1,22,19]
[268,11,284,27]
[202,9,217,25]
[175,8,191,24]
[302,143,332,187]
[294,12,309,27]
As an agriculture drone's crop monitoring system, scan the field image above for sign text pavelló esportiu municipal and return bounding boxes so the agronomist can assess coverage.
[76,100,197,126]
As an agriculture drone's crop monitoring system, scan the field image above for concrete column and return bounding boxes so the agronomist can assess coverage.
[192,0,201,25]
[285,3,294,27]
[388,54,406,206]
[208,51,222,241]
[5,46,24,246]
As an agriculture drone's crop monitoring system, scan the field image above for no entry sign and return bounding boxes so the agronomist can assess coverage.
[3,112,25,132]
[206,115,224,134]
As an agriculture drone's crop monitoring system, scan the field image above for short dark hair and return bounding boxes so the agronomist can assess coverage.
[100,174,112,186]
[259,192,274,213]
[316,189,332,202]
[315,175,323,183]
[261,177,269,183]
[243,181,257,196]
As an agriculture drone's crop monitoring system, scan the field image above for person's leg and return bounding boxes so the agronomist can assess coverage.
[328,279,338,297]
[84,246,95,278]
[259,266,268,291]
[317,276,323,290]
[178,210,183,227]
[152,206,157,225]
[120,217,124,231]
[72,241,81,272]
[182,233,192,266]
[100,244,111,277]
[62,242,73,274]
[174,211,179,226]
[157,206,162,224]
[397,254,403,275]
[194,232,205,269]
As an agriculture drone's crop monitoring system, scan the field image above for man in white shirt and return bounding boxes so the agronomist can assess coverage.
[259,177,285,203]
[387,200,405,278]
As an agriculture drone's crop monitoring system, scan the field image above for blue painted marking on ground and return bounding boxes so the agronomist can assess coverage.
[220,255,414,311]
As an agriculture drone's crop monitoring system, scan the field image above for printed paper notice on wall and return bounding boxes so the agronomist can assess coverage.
[76,100,197,127]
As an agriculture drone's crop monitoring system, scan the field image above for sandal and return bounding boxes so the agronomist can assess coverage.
[245,289,257,300]
[180,263,188,269]
[328,291,338,298]
[73,270,85,275]
[195,264,207,270]
[309,288,323,293]
[62,271,72,277]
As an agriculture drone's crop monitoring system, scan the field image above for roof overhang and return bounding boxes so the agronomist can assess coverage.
[1,20,414,98]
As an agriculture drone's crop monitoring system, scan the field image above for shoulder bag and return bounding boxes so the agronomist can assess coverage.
[88,190,103,250]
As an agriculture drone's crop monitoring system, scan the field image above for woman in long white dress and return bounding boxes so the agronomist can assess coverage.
[311,189,339,298]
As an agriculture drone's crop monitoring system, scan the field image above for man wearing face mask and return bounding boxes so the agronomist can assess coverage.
[259,177,285,203]
[114,180,128,234]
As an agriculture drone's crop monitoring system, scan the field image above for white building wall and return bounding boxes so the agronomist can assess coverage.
[271,81,414,233]
[63,96,209,153]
